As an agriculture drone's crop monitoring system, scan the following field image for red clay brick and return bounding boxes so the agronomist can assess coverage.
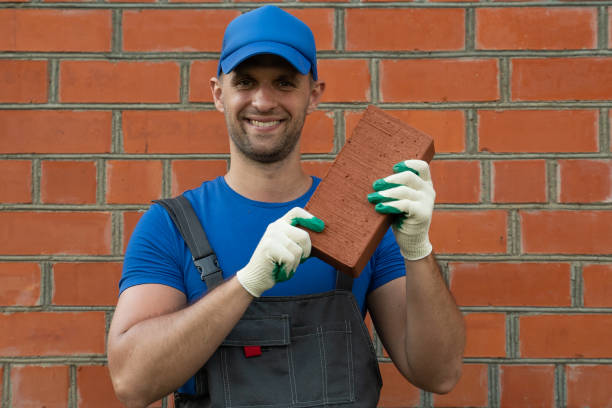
[60,61,180,103]
[558,159,612,203]
[346,110,466,153]
[492,160,547,203]
[464,313,506,357]
[430,210,507,254]
[318,59,370,102]
[171,160,227,196]
[0,312,106,355]
[0,110,112,153]
[0,60,47,103]
[430,160,480,204]
[189,60,217,102]
[378,363,421,407]
[478,109,598,153]
[476,7,596,50]
[123,211,146,253]
[301,110,334,153]
[521,210,612,254]
[380,59,499,102]
[123,110,230,154]
[52,262,121,306]
[0,9,111,52]
[123,10,238,52]
[11,365,69,407]
[566,365,612,408]
[0,160,31,203]
[106,160,162,204]
[77,365,123,407]
[0,212,111,255]
[0,262,40,306]
[433,364,488,407]
[346,8,464,51]
[583,264,612,307]
[41,160,97,204]
[499,365,555,408]
[450,262,571,307]
[512,57,612,101]
[301,161,332,179]
[520,314,612,358]
[288,9,334,51]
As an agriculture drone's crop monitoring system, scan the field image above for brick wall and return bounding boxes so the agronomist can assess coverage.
[1,0,611,407]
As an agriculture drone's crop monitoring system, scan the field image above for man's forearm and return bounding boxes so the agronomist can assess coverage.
[108,278,253,407]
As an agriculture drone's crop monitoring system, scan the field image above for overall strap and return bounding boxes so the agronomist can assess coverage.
[154,195,223,290]
[336,269,354,291]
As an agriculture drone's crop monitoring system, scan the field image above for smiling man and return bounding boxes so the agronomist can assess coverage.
[107,6,465,408]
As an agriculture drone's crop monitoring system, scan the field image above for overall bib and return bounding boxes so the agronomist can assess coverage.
[156,196,383,408]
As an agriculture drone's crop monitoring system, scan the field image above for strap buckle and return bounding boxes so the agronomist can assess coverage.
[194,253,222,282]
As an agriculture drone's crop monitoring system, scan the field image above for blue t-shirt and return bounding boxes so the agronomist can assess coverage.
[120,176,406,393]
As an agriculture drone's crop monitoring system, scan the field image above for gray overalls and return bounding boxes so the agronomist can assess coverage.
[157,196,383,408]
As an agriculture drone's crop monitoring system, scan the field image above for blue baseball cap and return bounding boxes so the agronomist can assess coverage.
[218,5,318,80]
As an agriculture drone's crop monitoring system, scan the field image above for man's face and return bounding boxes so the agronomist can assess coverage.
[211,54,324,164]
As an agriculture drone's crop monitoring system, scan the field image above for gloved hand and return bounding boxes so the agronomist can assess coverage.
[367,160,435,260]
[236,207,324,297]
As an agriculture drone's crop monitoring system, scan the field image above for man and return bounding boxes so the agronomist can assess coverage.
[108,5,465,407]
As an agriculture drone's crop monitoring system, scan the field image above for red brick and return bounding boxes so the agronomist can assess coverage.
[433,364,488,407]
[610,7,612,49]
[479,109,597,153]
[106,160,162,204]
[521,210,612,254]
[0,212,111,255]
[520,314,612,358]
[430,210,507,254]
[566,365,612,408]
[288,9,334,51]
[301,161,332,179]
[123,110,229,154]
[301,110,334,153]
[378,363,421,407]
[492,160,547,203]
[450,262,571,307]
[0,160,31,203]
[558,159,612,203]
[346,8,464,51]
[123,10,238,52]
[41,160,97,204]
[583,264,612,307]
[512,57,612,101]
[346,110,466,153]
[77,365,123,407]
[60,61,180,103]
[53,262,121,306]
[0,262,40,306]
[189,60,216,102]
[430,160,480,204]
[0,110,112,153]
[0,9,111,52]
[171,160,227,196]
[11,365,69,407]
[499,365,555,408]
[0,312,106,355]
[318,59,370,102]
[123,211,145,253]
[380,59,499,102]
[464,313,506,357]
[476,7,596,50]
[0,60,47,103]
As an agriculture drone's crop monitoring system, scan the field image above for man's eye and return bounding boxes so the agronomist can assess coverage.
[235,79,253,88]
[278,80,295,88]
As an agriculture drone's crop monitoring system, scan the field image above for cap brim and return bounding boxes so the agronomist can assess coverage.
[220,41,313,78]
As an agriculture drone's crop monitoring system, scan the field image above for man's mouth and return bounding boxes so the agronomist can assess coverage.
[247,119,282,128]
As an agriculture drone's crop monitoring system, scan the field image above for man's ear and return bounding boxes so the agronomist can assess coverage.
[210,76,224,112]
[307,80,325,115]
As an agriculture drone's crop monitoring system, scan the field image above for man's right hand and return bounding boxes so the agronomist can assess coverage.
[236,207,324,297]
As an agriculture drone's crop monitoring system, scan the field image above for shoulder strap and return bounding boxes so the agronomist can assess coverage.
[154,195,224,290]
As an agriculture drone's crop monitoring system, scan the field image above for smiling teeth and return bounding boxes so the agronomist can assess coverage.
[250,119,280,128]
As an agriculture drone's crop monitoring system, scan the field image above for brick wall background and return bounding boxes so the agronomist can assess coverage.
[1,0,611,406]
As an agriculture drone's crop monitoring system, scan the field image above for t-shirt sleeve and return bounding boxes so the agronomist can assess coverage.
[119,203,187,295]
[368,228,406,293]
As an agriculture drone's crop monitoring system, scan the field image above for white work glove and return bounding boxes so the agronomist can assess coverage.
[367,160,435,260]
[236,207,324,297]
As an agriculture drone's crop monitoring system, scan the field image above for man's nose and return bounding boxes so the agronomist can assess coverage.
[251,85,278,112]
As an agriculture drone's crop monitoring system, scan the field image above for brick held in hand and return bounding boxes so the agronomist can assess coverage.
[304,105,435,277]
